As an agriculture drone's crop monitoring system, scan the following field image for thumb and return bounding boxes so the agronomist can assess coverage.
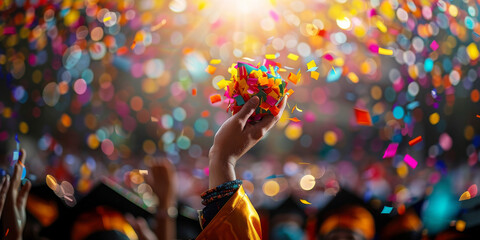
[234,96,259,124]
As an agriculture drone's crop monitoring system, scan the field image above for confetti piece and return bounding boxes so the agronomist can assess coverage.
[306,60,317,71]
[205,65,216,74]
[210,59,221,64]
[210,94,222,104]
[403,154,418,169]
[383,143,399,158]
[4,228,9,238]
[265,174,285,179]
[375,20,387,33]
[288,117,301,122]
[381,206,393,214]
[242,57,255,62]
[477,114,480,118]
[288,72,299,85]
[331,66,336,74]
[296,106,303,113]
[150,19,167,31]
[430,40,439,51]
[139,170,148,175]
[191,88,197,96]
[310,71,319,80]
[347,72,359,83]
[130,41,136,50]
[456,220,466,232]
[287,53,299,61]
[265,54,276,59]
[269,10,279,21]
[459,191,471,201]
[103,16,111,22]
[300,199,311,205]
[408,136,423,146]
[323,53,334,61]
[216,79,229,89]
[354,108,372,126]
[378,47,393,55]
[468,184,477,197]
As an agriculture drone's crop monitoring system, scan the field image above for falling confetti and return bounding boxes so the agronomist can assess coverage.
[381,206,393,214]
[300,199,311,205]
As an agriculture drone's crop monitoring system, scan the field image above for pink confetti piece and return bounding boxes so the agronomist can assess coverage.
[468,184,477,198]
[266,95,277,106]
[403,154,418,169]
[323,54,334,61]
[3,27,16,35]
[383,143,399,158]
[430,40,439,51]
[269,10,280,22]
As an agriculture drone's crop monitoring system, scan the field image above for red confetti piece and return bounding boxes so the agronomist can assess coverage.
[476,114,480,118]
[210,94,222,104]
[4,228,8,238]
[408,136,423,146]
[288,117,301,122]
[354,108,372,126]
[130,41,136,50]
[191,88,197,96]
[468,184,477,198]
[117,46,128,55]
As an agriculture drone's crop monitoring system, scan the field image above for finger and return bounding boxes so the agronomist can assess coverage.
[234,96,259,125]
[252,95,288,131]
[19,148,27,165]
[0,175,9,214]
[16,179,31,209]
[7,163,22,199]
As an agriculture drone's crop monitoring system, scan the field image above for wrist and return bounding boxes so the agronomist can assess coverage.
[209,146,237,167]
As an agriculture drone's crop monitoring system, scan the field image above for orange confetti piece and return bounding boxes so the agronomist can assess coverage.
[210,94,222,104]
[476,114,480,118]
[201,110,210,118]
[459,191,471,201]
[4,228,9,238]
[130,41,136,50]
[288,117,301,122]
[288,72,299,84]
[286,89,294,96]
[205,65,216,74]
[191,88,197,96]
[300,199,311,205]
[117,46,128,55]
[408,136,423,146]
[354,108,372,126]
[150,19,167,31]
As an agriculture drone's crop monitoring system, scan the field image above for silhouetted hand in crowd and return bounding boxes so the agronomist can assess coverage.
[208,95,287,188]
[127,158,177,240]
[2,149,32,240]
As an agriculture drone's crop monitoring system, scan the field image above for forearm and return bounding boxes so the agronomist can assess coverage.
[208,154,237,189]
[155,213,176,240]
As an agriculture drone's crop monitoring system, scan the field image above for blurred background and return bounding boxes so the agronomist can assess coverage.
[1,0,480,238]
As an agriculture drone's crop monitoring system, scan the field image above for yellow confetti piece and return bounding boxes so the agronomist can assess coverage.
[459,191,471,201]
[139,170,148,175]
[217,79,229,89]
[311,71,319,80]
[265,54,277,59]
[378,47,393,55]
[300,199,311,205]
[347,72,359,83]
[103,16,111,22]
[210,59,221,65]
[287,53,299,61]
[270,66,276,77]
[376,20,387,33]
[295,105,303,112]
[306,60,316,70]
[332,66,336,74]
[467,43,479,60]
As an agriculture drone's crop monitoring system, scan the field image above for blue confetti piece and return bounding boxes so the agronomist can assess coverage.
[265,174,285,179]
[21,166,26,180]
[381,206,393,214]
[13,151,19,161]
[326,67,342,82]
[307,66,318,72]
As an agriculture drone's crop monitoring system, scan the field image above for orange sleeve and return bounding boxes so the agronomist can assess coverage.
[196,186,262,239]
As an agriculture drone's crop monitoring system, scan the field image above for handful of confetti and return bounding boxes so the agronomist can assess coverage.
[213,60,293,121]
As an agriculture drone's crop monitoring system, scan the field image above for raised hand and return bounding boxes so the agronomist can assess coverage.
[2,149,32,240]
[208,95,288,188]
